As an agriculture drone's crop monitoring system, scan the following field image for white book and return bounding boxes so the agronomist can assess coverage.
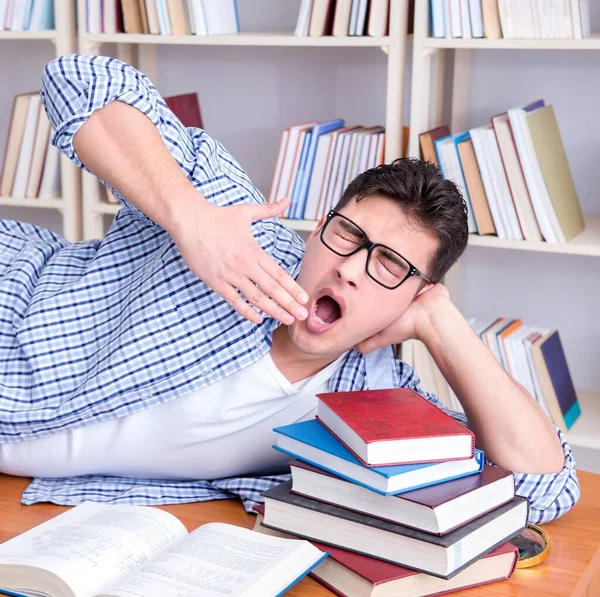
[294,0,313,36]
[29,0,54,30]
[87,0,102,33]
[507,107,563,242]
[319,129,353,217]
[443,0,452,38]
[11,94,41,198]
[0,502,325,597]
[348,0,360,35]
[531,0,543,38]
[496,0,512,38]
[431,0,445,37]
[449,0,462,36]
[573,0,590,38]
[468,0,483,36]
[355,0,368,35]
[469,126,508,239]
[268,129,289,204]
[357,131,373,174]
[0,0,6,29]
[460,0,472,38]
[367,0,390,36]
[203,0,238,35]
[155,0,172,34]
[145,0,161,34]
[329,132,356,209]
[38,144,61,198]
[10,0,31,30]
[102,0,117,33]
[304,132,334,220]
[523,327,553,420]
[189,1,207,35]
[482,126,523,240]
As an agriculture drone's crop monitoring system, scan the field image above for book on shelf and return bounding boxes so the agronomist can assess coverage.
[269,120,390,221]
[316,388,475,466]
[430,0,591,40]
[273,419,484,495]
[260,480,528,579]
[289,459,515,535]
[0,0,54,31]
[253,507,520,597]
[0,92,60,200]
[426,98,584,244]
[88,0,239,35]
[468,317,581,432]
[0,501,327,597]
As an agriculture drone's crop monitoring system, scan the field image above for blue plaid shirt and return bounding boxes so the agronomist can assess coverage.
[0,55,579,523]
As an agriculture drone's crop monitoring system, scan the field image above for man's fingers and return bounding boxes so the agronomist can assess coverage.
[250,269,309,322]
[259,254,309,305]
[233,275,296,326]
[248,199,290,222]
[216,282,264,325]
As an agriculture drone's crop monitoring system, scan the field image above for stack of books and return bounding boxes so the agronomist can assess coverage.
[254,388,528,596]
[268,119,396,221]
[87,0,239,36]
[0,0,54,31]
[295,0,395,37]
[0,92,61,200]
[420,100,584,243]
[431,0,591,40]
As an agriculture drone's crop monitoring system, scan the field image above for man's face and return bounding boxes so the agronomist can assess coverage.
[289,195,439,358]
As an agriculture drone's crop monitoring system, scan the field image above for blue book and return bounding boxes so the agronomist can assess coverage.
[291,118,345,219]
[289,130,313,218]
[273,419,484,496]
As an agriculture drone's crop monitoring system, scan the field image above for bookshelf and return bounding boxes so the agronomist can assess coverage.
[407,1,600,455]
[0,2,80,241]
[77,0,411,240]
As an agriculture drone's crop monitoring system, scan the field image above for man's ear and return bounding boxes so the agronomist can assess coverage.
[308,215,327,241]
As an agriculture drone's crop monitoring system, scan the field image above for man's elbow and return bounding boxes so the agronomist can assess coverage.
[528,471,581,524]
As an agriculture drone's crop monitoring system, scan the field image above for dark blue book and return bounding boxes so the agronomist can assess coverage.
[273,419,484,496]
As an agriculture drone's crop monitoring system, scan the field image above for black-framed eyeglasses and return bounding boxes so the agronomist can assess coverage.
[320,210,433,290]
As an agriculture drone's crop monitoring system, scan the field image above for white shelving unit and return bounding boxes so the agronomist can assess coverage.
[0,3,80,241]
[78,0,411,240]
[406,1,599,453]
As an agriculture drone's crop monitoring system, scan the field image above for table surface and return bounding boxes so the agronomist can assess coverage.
[1,472,600,596]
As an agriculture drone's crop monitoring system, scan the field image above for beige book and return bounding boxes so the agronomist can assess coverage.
[457,137,496,235]
[138,0,149,32]
[145,0,160,33]
[121,0,143,33]
[0,93,35,197]
[309,0,333,36]
[367,0,389,36]
[167,0,188,34]
[527,105,584,241]
[492,113,543,241]
[11,94,42,198]
[481,0,502,38]
[25,112,51,198]
[332,0,352,36]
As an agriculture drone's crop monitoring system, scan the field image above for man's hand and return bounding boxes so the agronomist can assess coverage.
[355,283,445,353]
[167,196,309,326]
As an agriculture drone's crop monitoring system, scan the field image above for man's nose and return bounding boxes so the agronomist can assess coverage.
[334,250,367,289]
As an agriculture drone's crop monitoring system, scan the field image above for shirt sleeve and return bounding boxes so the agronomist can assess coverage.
[40,54,212,227]
[397,359,581,524]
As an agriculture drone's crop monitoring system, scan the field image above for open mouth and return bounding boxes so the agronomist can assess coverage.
[305,289,345,334]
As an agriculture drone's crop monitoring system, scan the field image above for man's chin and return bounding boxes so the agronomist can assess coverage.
[288,319,349,356]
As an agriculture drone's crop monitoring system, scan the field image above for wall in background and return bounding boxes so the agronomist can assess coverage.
[0,0,597,396]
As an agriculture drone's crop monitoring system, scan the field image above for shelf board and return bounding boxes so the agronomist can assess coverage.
[468,217,600,257]
[423,34,600,51]
[82,32,389,47]
[95,201,120,214]
[567,391,600,450]
[0,196,64,210]
[0,30,56,41]
[282,218,319,232]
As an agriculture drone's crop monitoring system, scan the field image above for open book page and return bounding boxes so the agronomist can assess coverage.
[99,522,320,597]
[0,502,188,597]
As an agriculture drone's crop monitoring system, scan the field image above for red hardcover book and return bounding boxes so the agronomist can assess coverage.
[290,460,515,535]
[253,505,519,597]
[317,388,475,466]
[164,92,203,129]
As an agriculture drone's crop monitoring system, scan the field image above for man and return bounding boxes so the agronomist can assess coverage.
[0,55,578,522]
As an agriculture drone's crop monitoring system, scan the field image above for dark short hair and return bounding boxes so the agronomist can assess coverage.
[334,158,469,283]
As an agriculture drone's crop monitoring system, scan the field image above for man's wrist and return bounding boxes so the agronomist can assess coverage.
[162,187,212,240]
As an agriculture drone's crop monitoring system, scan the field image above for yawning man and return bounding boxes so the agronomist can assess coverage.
[0,55,578,521]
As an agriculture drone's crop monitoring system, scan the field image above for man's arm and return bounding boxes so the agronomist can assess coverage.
[40,54,309,325]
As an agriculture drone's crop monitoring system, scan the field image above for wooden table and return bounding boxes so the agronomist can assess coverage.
[1,472,600,596]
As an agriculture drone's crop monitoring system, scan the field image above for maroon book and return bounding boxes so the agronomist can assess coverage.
[317,388,475,466]
[290,459,515,534]
[164,92,203,129]
[253,505,519,597]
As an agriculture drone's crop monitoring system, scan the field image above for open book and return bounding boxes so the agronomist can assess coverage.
[0,502,327,597]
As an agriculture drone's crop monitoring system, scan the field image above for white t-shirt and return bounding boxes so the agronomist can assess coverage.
[0,353,345,480]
